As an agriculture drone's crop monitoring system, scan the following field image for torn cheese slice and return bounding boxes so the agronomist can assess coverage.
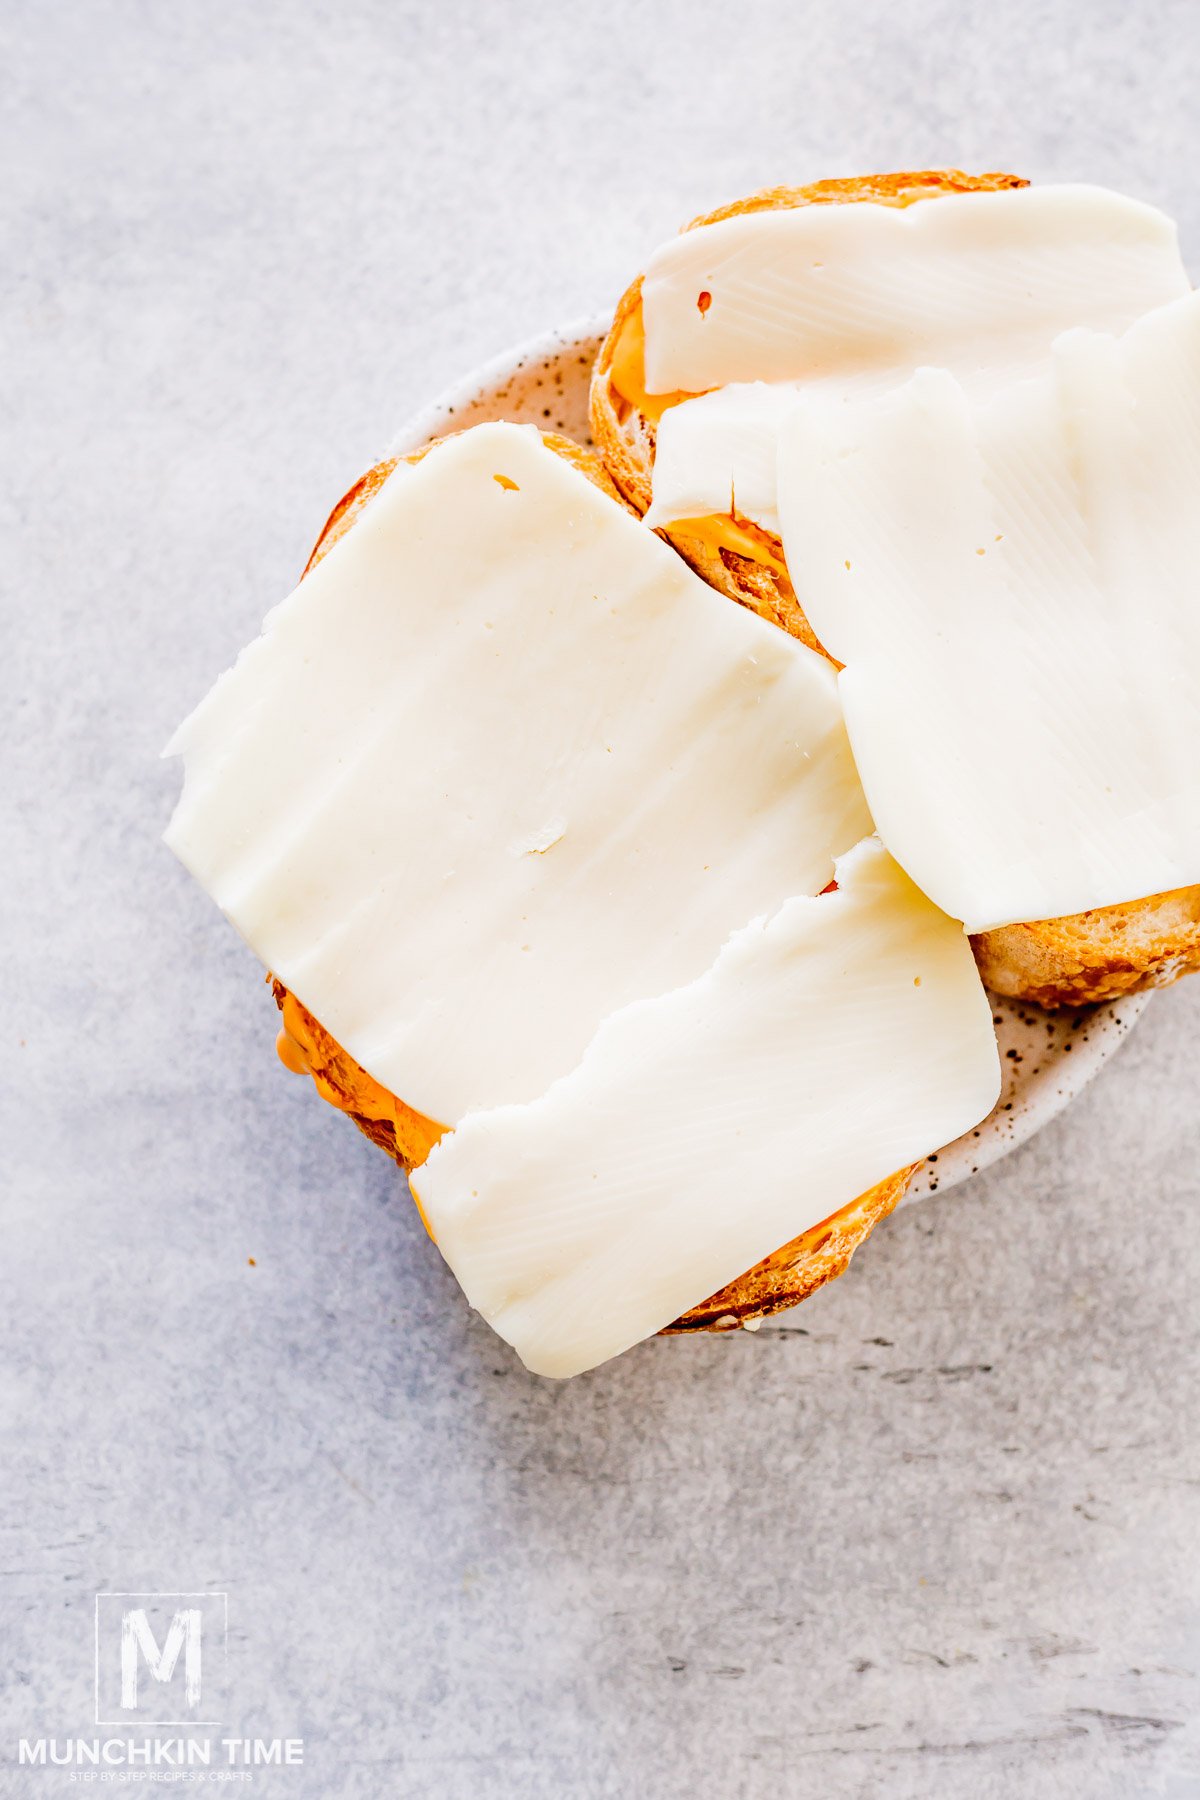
[412,838,1001,1380]
[642,184,1189,533]
[165,423,872,1122]
[776,289,1200,933]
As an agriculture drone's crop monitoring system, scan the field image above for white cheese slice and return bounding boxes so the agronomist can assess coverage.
[644,382,797,535]
[642,184,1189,534]
[776,289,1200,933]
[166,423,872,1122]
[642,183,1187,394]
[412,838,1001,1380]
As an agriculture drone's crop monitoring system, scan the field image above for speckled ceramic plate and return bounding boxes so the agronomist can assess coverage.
[390,317,1152,1203]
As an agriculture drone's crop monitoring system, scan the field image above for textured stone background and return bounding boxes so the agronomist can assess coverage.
[4,1,1199,1794]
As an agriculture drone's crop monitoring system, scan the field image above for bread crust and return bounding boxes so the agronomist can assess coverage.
[667,1162,915,1331]
[971,888,1200,1007]
[591,172,1200,1009]
[273,429,915,1330]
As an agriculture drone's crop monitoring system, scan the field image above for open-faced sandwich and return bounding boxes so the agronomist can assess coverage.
[166,172,1200,1377]
[591,172,1200,1006]
[165,423,1001,1373]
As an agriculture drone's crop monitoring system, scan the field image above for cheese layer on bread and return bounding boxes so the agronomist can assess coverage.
[412,838,1001,1379]
[641,184,1188,534]
[776,290,1200,934]
[642,183,1186,394]
[645,382,799,536]
[165,423,871,1121]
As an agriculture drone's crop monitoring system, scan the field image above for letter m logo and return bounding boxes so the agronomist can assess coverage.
[95,1593,227,1725]
[121,1607,202,1709]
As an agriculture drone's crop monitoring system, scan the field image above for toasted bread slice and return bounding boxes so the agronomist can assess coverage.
[971,889,1200,1007]
[589,171,1027,655]
[272,430,916,1330]
[590,172,1200,1009]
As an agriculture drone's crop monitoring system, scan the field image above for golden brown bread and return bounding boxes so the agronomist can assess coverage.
[664,1163,915,1333]
[589,171,1028,656]
[591,170,1200,1009]
[274,979,444,1171]
[274,428,916,1330]
[972,889,1200,1007]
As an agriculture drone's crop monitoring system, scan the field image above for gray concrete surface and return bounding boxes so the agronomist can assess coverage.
[4,1,1199,1794]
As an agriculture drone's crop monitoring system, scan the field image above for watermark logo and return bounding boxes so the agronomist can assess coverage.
[14,1589,303,1776]
[94,1593,227,1726]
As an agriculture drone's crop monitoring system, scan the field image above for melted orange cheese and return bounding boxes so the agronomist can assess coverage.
[666,513,790,578]
[607,300,693,425]
[274,986,443,1232]
[608,301,790,578]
